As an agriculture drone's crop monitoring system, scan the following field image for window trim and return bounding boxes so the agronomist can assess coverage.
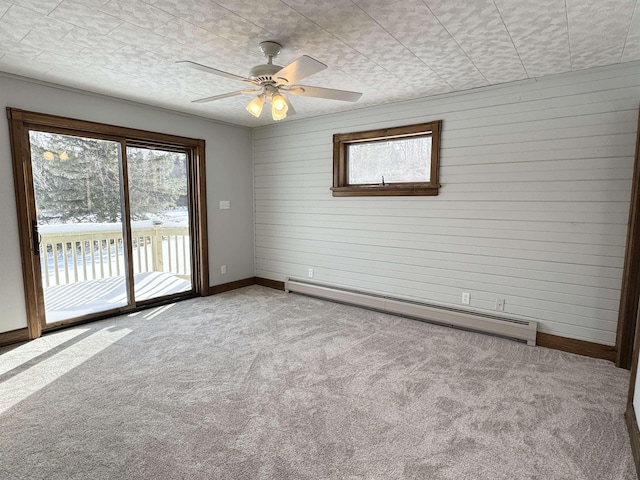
[331,120,442,197]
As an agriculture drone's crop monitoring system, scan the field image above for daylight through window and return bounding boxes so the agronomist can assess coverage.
[332,121,441,197]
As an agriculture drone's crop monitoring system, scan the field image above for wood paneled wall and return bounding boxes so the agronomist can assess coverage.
[253,62,640,346]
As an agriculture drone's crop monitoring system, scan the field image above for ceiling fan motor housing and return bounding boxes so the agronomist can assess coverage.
[249,64,282,84]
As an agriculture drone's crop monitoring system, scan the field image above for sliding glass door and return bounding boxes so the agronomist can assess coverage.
[126,146,192,302]
[8,108,208,335]
[30,131,130,324]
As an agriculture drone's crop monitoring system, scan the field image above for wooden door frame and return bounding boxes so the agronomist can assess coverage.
[616,106,640,369]
[8,109,43,339]
[624,106,640,477]
[625,296,640,476]
[7,108,209,339]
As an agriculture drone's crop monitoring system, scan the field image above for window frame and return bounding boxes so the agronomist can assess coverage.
[331,120,442,197]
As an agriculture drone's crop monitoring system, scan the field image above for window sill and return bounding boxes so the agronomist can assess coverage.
[330,184,440,197]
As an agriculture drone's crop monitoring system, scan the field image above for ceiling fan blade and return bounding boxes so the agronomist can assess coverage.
[273,55,327,86]
[282,94,296,116]
[192,89,257,104]
[287,85,362,102]
[177,60,252,84]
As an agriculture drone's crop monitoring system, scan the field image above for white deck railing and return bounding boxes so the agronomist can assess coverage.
[39,223,191,287]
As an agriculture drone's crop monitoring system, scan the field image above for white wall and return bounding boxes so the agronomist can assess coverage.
[254,62,640,346]
[0,74,254,334]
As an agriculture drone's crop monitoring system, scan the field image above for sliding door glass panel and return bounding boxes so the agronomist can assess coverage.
[29,131,128,323]
[126,146,193,302]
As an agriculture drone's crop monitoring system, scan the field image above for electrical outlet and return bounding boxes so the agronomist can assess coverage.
[308,268,314,278]
[461,292,470,305]
[221,265,226,274]
[496,298,505,311]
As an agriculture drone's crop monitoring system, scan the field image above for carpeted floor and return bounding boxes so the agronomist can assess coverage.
[0,285,636,479]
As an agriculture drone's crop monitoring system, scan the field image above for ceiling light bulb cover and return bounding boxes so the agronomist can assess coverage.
[272,93,287,111]
[246,95,265,118]
[271,93,288,121]
[59,152,69,161]
[43,151,55,161]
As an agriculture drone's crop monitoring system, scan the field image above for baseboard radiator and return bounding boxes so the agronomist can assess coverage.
[285,278,538,346]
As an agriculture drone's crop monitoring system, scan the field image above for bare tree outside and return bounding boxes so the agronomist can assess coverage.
[347,136,432,184]
[30,131,187,225]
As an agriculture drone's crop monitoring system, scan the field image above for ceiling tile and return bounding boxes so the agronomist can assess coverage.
[152,0,226,20]
[36,50,89,68]
[110,44,168,68]
[61,27,127,54]
[0,53,54,74]
[154,0,272,52]
[427,0,528,84]
[99,0,174,30]
[567,0,635,69]
[49,0,123,35]
[154,42,211,66]
[571,44,630,70]
[0,39,42,59]
[42,67,105,92]
[69,0,112,7]
[9,0,62,15]
[205,12,276,51]
[287,2,448,91]
[215,0,311,42]
[193,38,264,73]
[291,2,375,46]
[280,0,337,19]
[0,21,40,59]
[20,30,85,56]
[268,24,332,64]
[72,48,118,70]
[351,0,400,11]
[2,4,74,39]
[211,0,285,22]
[0,0,11,16]
[623,5,640,61]
[211,0,320,58]
[154,17,218,48]
[107,22,168,51]
[0,18,30,43]
[336,54,406,94]
[494,0,570,77]
[364,0,487,90]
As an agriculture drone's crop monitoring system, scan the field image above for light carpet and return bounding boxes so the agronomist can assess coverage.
[0,285,636,479]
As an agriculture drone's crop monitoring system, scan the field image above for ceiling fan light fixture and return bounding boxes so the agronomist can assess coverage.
[179,41,361,120]
[271,92,288,121]
[246,94,265,118]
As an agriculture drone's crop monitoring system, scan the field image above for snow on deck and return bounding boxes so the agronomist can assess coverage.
[44,271,191,323]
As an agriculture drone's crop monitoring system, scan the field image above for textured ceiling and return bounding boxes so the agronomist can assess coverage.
[0,0,638,127]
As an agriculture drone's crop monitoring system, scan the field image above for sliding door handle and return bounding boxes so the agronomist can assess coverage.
[32,220,40,256]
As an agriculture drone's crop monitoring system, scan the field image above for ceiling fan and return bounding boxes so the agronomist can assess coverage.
[177,41,362,121]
